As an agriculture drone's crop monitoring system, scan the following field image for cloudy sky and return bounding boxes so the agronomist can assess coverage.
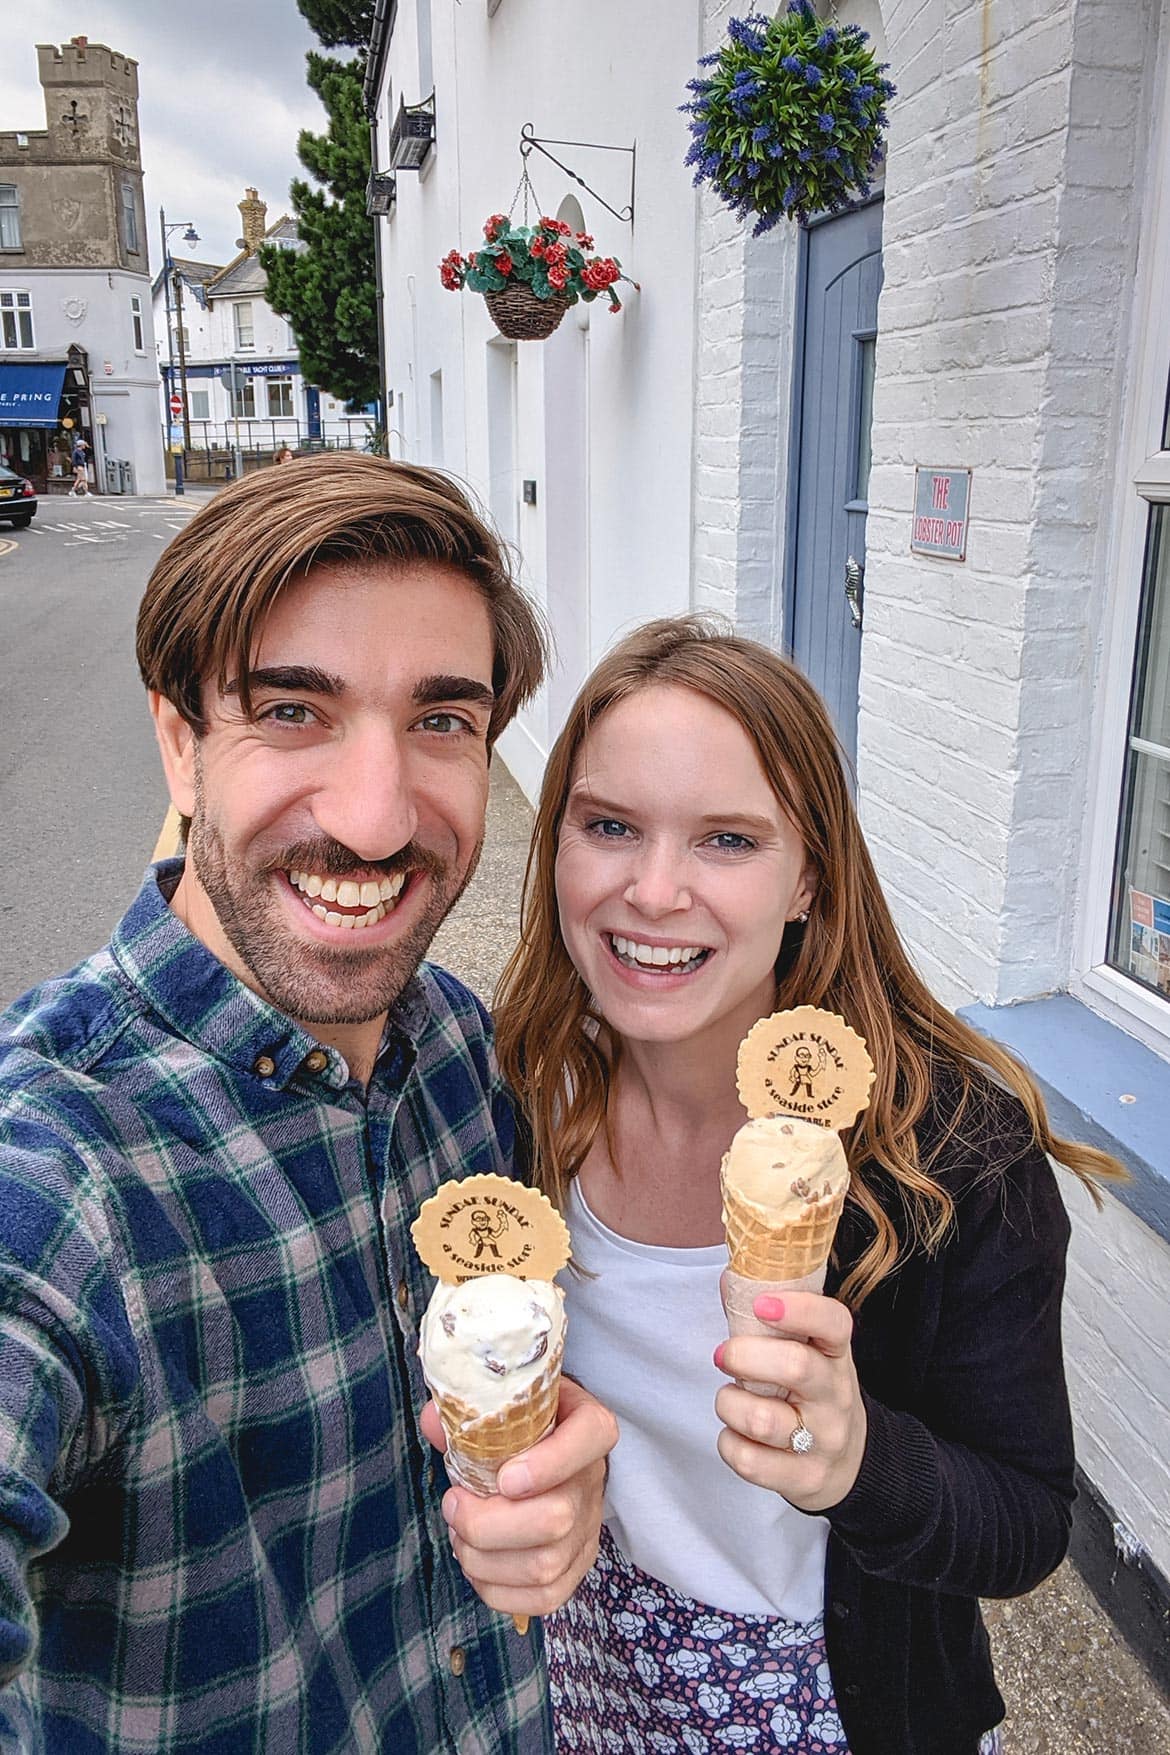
[2,0,331,266]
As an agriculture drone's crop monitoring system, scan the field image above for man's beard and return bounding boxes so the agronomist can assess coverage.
[187,777,481,1026]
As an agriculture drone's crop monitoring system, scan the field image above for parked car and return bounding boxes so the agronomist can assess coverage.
[0,464,37,528]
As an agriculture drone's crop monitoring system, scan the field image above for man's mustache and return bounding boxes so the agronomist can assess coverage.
[270,840,446,881]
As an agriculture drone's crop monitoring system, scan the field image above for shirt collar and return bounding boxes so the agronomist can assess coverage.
[110,860,426,1093]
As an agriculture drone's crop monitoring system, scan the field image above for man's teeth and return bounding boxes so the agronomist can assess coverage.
[610,935,708,969]
[288,869,406,928]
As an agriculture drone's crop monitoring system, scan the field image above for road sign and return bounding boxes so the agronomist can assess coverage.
[168,394,183,416]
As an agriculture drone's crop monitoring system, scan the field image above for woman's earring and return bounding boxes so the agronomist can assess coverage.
[796,910,810,924]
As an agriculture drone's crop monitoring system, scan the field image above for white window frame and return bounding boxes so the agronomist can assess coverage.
[233,302,254,351]
[231,377,256,419]
[266,375,294,418]
[0,184,20,250]
[0,289,34,350]
[130,293,145,353]
[189,388,210,421]
[1074,33,1170,1057]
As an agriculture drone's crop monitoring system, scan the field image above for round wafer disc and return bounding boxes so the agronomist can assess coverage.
[411,1174,572,1285]
[736,1006,874,1130]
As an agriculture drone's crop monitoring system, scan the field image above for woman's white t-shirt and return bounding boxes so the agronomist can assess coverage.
[560,1177,829,1623]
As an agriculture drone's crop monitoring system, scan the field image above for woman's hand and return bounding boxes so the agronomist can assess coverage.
[713,1288,867,1513]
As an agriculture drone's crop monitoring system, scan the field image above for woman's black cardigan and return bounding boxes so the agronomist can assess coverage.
[820,1074,1076,1754]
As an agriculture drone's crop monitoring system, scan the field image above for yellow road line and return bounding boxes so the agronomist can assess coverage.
[0,539,17,559]
[152,807,184,862]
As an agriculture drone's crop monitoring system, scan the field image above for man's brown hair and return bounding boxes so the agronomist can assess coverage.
[136,453,547,742]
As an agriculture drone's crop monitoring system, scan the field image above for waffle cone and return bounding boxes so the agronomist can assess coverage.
[721,1181,846,1281]
[433,1334,564,1497]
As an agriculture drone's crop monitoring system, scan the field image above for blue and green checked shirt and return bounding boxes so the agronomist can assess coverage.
[0,861,552,1753]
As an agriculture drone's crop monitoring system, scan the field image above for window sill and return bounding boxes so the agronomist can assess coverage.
[961,994,1170,1245]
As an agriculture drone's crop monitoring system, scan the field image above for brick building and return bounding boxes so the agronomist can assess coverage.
[369,0,1170,1681]
[0,36,164,495]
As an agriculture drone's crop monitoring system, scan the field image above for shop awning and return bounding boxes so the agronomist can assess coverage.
[0,362,67,428]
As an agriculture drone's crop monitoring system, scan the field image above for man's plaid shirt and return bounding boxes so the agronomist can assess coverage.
[0,862,552,1753]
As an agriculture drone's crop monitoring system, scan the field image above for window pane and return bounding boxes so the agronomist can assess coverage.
[855,336,875,501]
[1109,505,1170,1002]
[232,380,256,418]
[234,303,254,348]
[0,185,19,250]
[190,389,210,420]
[267,376,293,417]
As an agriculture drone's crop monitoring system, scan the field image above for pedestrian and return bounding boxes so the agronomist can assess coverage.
[275,444,294,464]
[0,454,615,1751]
[494,615,1124,1755]
[70,433,89,495]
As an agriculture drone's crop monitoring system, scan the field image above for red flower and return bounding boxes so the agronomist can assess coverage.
[530,236,545,258]
[575,231,595,250]
[483,212,509,241]
[545,242,567,270]
[439,249,464,290]
[548,265,568,289]
[496,251,513,275]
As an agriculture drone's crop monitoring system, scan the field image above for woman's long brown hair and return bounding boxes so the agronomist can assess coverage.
[495,616,1124,1309]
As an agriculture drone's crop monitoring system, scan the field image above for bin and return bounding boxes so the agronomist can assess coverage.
[119,460,136,495]
[104,456,123,495]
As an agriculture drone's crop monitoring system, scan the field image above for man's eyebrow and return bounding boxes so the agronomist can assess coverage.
[413,674,496,713]
[224,666,343,698]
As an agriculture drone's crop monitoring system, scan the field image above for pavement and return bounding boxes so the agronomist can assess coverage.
[432,762,1170,1754]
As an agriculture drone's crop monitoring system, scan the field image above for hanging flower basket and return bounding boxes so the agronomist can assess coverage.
[682,3,896,234]
[440,213,633,340]
[484,283,572,341]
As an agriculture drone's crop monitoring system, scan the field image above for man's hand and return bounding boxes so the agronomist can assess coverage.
[420,1376,617,1620]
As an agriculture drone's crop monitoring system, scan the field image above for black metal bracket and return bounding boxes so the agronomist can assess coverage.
[519,123,635,225]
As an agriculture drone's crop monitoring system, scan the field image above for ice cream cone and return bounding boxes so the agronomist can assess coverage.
[432,1330,565,1497]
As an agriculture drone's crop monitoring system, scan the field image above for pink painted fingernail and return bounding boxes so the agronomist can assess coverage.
[713,1343,726,1370]
[754,1295,786,1322]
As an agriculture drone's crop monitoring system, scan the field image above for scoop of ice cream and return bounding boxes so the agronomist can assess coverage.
[419,1274,566,1414]
[720,1114,849,1223]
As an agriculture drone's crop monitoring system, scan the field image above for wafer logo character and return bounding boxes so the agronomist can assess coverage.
[469,1205,509,1260]
[788,1041,827,1100]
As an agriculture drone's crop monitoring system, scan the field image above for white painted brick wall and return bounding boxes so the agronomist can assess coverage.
[860,0,1154,1010]
[1058,1170,1170,1581]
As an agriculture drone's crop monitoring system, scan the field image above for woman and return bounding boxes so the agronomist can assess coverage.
[495,617,1121,1755]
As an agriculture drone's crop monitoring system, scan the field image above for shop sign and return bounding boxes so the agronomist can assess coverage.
[911,467,971,560]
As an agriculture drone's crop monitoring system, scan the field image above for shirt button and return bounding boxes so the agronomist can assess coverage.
[253,1054,277,1078]
[304,1049,328,1074]
[396,1279,410,1310]
[448,1645,466,1677]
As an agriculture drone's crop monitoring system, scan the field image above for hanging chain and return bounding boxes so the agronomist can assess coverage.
[507,156,543,228]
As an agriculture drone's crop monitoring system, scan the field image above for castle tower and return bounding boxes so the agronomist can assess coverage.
[36,36,141,171]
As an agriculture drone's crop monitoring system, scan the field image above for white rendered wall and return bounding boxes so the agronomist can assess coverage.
[376,0,702,800]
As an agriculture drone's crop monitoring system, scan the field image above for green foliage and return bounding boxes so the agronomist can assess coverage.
[441,215,629,313]
[295,0,374,50]
[259,48,378,411]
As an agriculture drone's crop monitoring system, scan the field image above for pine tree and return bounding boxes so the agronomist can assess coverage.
[259,5,378,413]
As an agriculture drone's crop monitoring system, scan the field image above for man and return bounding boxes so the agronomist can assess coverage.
[0,455,616,1752]
[70,433,90,495]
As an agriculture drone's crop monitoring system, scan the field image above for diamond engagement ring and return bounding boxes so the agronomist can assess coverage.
[788,1417,815,1455]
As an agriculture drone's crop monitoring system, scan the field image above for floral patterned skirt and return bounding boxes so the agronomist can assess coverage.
[547,1526,1005,1755]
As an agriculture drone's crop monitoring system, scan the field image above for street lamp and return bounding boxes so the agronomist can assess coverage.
[159,207,200,493]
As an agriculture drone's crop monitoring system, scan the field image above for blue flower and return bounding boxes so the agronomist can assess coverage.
[746,161,761,177]
[782,183,803,206]
[780,55,802,73]
[815,28,837,50]
[857,84,875,100]
[767,141,786,157]
[841,65,858,86]
[823,145,841,160]
[752,211,781,236]
[804,65,823,86]
[728,17,768,52]
[751,123,772,141]
[817,111,836,131]
[798,146,813,161]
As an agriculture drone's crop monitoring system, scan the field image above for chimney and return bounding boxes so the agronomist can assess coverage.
[238,187,267,253]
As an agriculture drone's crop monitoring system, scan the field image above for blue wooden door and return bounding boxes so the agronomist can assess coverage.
[788,199,883,772]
